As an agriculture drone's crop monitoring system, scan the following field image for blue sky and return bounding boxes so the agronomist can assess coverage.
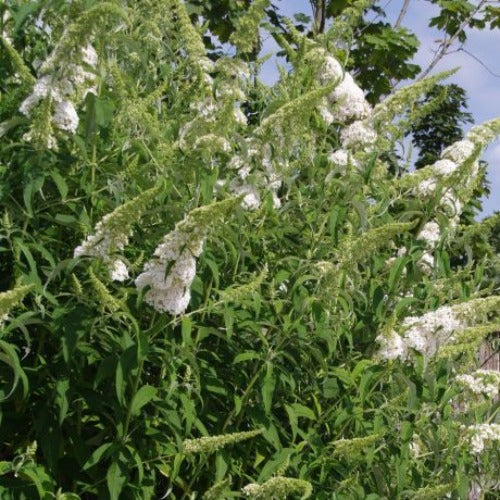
[259,0,500,217]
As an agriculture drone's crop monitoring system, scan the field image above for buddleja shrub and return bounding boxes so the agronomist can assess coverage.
[0,1,499,498]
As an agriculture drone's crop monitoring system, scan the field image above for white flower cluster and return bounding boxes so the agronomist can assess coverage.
[433,159,459,176]
[231,182,261,210]
[309,47,371,126]
[316,52,343,85]
[2,10,13,44]
[376,330,407,361]
[110,259,129,282]
[405,137,480,272]
[197,56,216,87]
[409,133,490,272]
[377,304,468,362]
[74,213,129,260]
[465,423,500,454]
[242,483,261,497]
[418,221,441,247]
[414,135,479,207]
[135,227,205,315]
[418,251,435,274]
[20,44,98,147]
[192,134,232,154]
[178,58,249,152]
[409,438,422,459]
[327,149,360,171]
[311,48,378,176]
[441,139,475,163]
[340,121,377,149]
[455,370,500,399]
[74,212,131,282]
[227,141,282,211]
[329,73,372,123]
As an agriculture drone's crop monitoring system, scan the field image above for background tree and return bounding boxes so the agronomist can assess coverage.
[411,83,473,168]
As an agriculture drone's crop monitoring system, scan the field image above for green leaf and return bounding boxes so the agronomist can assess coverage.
[55,378,70,424]
[107,460,127,500]
[0,117,26,137]
[130,385,157,416]
[0,461,12,475]
[23,175,44,217]
[54,214,77,225]
[233,351,261,364]
[258,448,292,482]
[49,170,69,199]
[285,405,298,441]
[19,466,48,498]
[83,443,114,471]
[290,403,316,420]
[262,363,275,414]
[388,256,408,293]
[94,97,115,127]
[181,316,192,346]
[116,345,137,406]
[0,340,29,401]
[323,378,339,399]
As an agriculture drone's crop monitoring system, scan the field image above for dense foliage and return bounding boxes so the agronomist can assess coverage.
[410,84,473,169]
[0,1,499,499]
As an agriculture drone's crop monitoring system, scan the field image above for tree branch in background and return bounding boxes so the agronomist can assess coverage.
[418,0,487,80]
[394,0,411,29]
[455,46,500,78]
[311,0,327,34]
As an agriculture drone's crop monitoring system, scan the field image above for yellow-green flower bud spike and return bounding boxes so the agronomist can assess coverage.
[455,296,500,322]
[457,212,500,246]
[229,0,269,54]
[75,184,162,260]
[373,69,457,128]
[282,18,315,49]
[0,36,36,86]
[44,3,127,69]
[182,428,263,454]
[169,0,206,60]
[336,474,360,492]
[272,33,297,62]
[218,265,268,304]
[328,0,371,45]
[410,483,455,500]
[203,478,231,500]
[26,96,56,150]
[178,197,243,234]
[0,285,34,322]
[88,269,122,313]
[25,441,38,458]
[329,433,383,457]
[70,274,83,298]
[242,476,313,499]
[436,323,500,360]
[276,454,291,476]
[466,117,500,146]
[337,222,415,267]
[389,85,450,146]
[257,82,337,136]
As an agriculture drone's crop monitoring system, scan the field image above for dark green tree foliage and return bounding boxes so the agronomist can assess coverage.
[411,84,473,168]
[348,23,420,102]
[186,0,254,51]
